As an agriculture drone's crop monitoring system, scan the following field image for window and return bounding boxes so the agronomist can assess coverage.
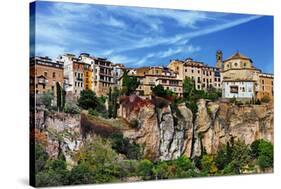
[197,85,200,89]
[197,77,201,83]
[203,78,205,82]
[198,70,200,74]
[191,69,194,73]
[52,72,56,78]
[185,69,187,72]
[262,80,264,84]
[234,62,238,67]
[43,85,45,89]
[230,86,238,93]
[244,63,247,67]
[44,71,47,77]
[51,86,54,91]
[75,72,77,77]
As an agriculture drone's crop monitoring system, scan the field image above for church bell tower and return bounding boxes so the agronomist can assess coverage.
[216,50,223,69]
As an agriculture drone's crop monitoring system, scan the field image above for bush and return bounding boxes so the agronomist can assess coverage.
[251,139,273,170]
[110,132,142,160]
[41,91,54,109]
[35,143,49,173]
[64,102,80,114]
[137,159,153,180]
[88,108,99,116]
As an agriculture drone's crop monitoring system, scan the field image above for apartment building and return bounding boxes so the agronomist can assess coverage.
[30,56,64,97]
[60,54,84,99]
[93,57,115,96]
[168,58,221,91]
[129,66,183,97]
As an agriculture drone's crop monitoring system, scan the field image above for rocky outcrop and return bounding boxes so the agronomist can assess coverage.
[192,99,274,156]
[118,96,273,160]
[35,109,82,168]
[119,95,193,160]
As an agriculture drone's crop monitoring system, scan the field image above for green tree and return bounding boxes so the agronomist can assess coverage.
[41,91,53,110]
[251,139,273,170]
[69,162,94,185]
[36,159,70,187]
[183,77,195,101]
[64,102,80,114]
[35,143,49,173]
[78,90,100,110]
[137,159,154,180]
[122,71,140,96]
[75,136,120,183]
[200,154,218,175]
[56,82,62,111]
[78,90,107,117]
[152,161,169,180]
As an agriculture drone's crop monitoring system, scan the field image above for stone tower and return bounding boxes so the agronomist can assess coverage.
[216,50,223,69]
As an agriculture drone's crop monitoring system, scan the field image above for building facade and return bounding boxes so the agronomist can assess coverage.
[93,57,115,96]
[129,66,183,97]
[168,58,221,91]
[256,73,274,100]
[30,56,64,96]
[222,80,255,99]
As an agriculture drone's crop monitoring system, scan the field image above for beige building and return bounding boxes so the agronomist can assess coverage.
[129,66,183,97]
[256,73,274,100]
[219,51,273,101]
[168,58,221,91]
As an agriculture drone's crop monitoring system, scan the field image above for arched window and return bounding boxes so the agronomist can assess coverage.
[234,62,238,67]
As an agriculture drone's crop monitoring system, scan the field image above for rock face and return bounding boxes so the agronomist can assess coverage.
[35,109,82,168]
[119,96,193,160]
[192,99,274,156]
[119,97,273,160]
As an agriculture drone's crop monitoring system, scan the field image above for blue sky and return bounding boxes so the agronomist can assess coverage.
[31,1,273,73]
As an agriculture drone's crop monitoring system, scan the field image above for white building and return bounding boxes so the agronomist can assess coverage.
[222,80,255,100]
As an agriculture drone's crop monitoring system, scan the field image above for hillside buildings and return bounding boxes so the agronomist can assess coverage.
[30,56,64,97]
[168,57,221,91]
[218,51,273,101]
[128,66,183,97]
[31,50,273,103]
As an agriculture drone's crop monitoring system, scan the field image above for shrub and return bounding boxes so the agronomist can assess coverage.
[64,102,80,114]
[137,159,153,180]
[110,132,142,160]
[41,91,53,109]
[88,108,99,116]
[251,139,273,170]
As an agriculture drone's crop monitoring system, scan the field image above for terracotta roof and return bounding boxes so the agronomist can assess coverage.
[224,51,252,62]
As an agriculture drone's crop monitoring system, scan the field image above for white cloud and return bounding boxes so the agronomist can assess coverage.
[35,44,66,58]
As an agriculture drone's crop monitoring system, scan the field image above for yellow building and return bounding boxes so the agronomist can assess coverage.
[84,64,93,91]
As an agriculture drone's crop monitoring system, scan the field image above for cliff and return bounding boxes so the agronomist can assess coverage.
[118,96,273,160]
